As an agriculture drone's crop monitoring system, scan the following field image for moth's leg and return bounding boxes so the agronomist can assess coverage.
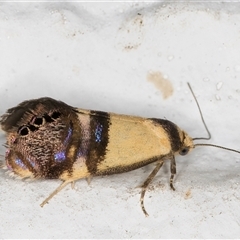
[86,176,92,185]
[170,156,176,191]
[71,181,75,189]
[140,160,164,216]
[40,180,72,207]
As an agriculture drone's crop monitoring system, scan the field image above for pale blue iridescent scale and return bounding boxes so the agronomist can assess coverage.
[6,138,37,170]
[95,123,103,143]
[54,151,66,163]
[10,126,74,168]
[54,127,73,163]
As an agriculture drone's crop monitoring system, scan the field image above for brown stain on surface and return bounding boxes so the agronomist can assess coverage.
[184,189,192,199]
[147,71,174,99]
[116,13,145,51]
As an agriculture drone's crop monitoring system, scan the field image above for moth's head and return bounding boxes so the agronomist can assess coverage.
[0,97,78,179]
[177,130,194,156]
[151,118,194,156]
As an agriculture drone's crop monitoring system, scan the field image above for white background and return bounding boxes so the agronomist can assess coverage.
[0,2,240,238]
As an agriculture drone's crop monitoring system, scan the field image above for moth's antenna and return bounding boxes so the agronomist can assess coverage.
[187,82,211,141]
[188,83,240,154]
[194,143,240,154]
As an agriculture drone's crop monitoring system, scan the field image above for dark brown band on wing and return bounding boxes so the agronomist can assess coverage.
[151,118,181,152]
[86,111,110,175]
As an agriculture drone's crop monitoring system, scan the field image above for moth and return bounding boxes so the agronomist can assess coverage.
[0,83,239,216]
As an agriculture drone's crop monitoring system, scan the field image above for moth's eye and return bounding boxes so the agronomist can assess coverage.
[51,111,61,119]
[179,147,189,156]
[18,126,29,136]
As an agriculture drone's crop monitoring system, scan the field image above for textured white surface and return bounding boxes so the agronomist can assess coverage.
[1,2,240,238]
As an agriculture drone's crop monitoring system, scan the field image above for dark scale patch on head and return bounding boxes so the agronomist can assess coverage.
[151,118,181,152]
[86,111,110,175]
